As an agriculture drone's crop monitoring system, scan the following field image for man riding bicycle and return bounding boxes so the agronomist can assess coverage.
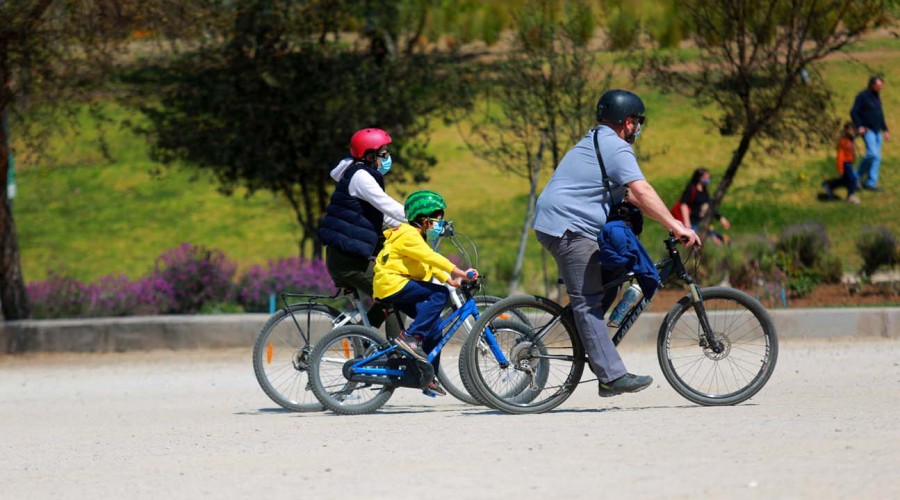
[532,89,701,397]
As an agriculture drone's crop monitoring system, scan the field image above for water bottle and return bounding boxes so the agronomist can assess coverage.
[607,283,643,328]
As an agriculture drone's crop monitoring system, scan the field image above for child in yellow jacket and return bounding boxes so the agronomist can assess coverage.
[373,190,478,395]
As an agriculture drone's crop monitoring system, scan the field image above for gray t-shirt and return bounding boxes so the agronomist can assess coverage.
[532,126,645,238]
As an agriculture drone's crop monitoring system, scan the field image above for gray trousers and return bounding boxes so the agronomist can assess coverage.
[536,230,627,382]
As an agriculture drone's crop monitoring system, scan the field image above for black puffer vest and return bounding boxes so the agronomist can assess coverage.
[317,162,386,258]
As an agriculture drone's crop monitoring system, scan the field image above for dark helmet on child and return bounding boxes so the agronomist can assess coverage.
[350,128,392,160]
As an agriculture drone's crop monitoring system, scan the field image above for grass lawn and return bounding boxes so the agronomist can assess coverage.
[12,37,900,296]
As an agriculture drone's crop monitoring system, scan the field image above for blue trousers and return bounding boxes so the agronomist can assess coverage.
[824,162,858,196]
[381,280,450,367]
[856,130,884,189]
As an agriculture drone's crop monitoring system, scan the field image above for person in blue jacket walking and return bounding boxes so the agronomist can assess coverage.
[851,76,890,191]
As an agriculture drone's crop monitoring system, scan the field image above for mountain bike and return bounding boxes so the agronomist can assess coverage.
[251,221,503,411]
[305,275,536,415]
[457,235,779,414]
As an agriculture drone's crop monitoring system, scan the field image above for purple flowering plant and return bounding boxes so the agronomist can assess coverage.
[149,243,236,314]
[236,257,335,312]
[26,244,335,318]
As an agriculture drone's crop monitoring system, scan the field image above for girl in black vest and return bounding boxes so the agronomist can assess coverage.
[318,128,406,336]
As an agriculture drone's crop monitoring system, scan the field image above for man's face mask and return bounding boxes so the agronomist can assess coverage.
[377,152,392,175]
[625,116,644,144]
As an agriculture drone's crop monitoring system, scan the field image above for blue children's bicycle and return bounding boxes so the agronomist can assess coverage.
[306,275,538,415]
[253,221,510,411]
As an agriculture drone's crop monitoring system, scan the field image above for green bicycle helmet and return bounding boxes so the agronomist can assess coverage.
[404,190,446,222]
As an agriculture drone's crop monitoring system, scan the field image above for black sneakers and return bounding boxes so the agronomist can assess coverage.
[598,373,653,397]
[423,379,447,397]
[395,333,428,361]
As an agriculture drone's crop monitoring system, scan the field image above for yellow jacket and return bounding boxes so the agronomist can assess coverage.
[373,223,456,299]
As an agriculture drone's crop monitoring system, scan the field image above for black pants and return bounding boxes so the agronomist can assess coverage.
[324,246,401,339]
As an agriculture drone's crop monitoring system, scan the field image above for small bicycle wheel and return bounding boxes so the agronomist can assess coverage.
[437,294,507,405]
[658,286,779,406]
[460,295,584,414]
[308,325,395,415]
[252,303,340,412]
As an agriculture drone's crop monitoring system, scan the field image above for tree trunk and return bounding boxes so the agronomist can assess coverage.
[0,110,31,320]
[701,129,755,238]
[508,133,545,294]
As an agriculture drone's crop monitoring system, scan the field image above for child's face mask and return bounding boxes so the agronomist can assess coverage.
[427,218,445,243]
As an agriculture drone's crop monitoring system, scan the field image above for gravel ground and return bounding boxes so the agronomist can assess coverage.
[2,338,899,499]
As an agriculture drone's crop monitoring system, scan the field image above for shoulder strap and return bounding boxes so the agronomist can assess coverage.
[592,128,615,217]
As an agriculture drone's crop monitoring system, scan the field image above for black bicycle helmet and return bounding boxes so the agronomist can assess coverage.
[596,89,645,124]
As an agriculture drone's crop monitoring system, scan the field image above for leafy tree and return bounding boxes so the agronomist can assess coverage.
[142,0,473,258]
[645,0,892,237]
[602,0,690,50]
[459,0,604,293]
[0,0,218,320]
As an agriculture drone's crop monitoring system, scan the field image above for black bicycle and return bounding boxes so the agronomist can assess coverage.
[458,235,779,414]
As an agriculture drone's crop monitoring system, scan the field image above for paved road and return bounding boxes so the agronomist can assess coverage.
[2,339,899,499]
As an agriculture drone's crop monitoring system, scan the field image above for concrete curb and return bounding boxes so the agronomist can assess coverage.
[2,308,899,354]
[1,314,270,353]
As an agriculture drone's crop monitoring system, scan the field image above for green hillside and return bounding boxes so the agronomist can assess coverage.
[12,36,900,293]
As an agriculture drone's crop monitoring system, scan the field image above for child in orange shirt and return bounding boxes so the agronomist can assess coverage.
[822,122,860,204]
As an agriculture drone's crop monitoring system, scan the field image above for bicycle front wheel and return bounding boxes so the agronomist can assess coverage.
[252,303,340,412]
[437,294,507,406]
[308,325,395,415]
[460,295,584,414]
[658,286,778,406]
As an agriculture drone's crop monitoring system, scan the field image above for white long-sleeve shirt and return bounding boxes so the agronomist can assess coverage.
[330,159,406,228]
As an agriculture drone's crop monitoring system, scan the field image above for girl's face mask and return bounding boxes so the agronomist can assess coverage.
[377,153,392,175]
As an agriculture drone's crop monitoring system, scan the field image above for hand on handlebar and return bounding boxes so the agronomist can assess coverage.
[671,226,701,248]
[448,268,479,288]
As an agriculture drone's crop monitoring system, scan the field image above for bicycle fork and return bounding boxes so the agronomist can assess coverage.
[688,284,726,354]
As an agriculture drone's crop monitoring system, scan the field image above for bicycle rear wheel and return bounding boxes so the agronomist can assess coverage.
[658,286,778,406]
[308,325,395,415]
[252,303,340,412]
[460,295,584,414]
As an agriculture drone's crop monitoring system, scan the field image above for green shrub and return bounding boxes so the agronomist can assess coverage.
[856,225,898,278]
[694,242,730,285]
[776,221,830,268]
[814,254,844,284]
[786,267,821,298]
[199,301,245,314]
[724,235,779,290]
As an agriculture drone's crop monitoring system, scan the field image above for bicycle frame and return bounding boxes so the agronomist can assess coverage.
[347,294,508,380]
[608,236,725,354]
